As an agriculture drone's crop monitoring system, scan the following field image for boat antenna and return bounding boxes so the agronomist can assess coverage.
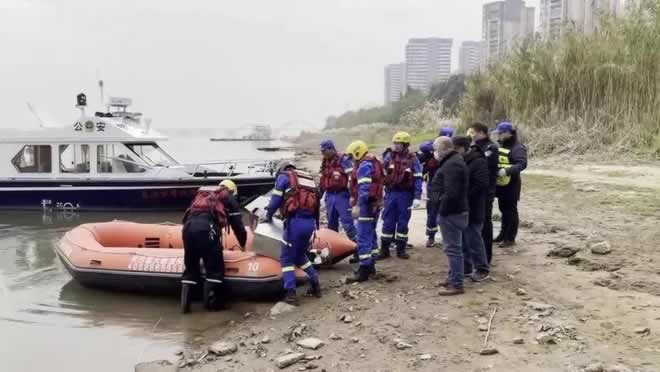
[144,118,152,134]
[26,102,45,128]
[98,79,105,107]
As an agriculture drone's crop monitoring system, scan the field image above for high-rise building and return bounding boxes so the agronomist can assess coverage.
[482,0,536,66]
[459,41,482,75]
[625,0,641,13]
[585,0,623,33]
[384,63,407,105]
[405,38,453,93]
[539,0,622,38]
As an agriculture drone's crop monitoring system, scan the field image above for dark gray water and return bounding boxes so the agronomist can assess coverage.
[0,136,290,372]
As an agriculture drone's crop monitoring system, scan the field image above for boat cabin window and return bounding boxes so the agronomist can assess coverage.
[11,145,52,173]
[125,143,178,167]
[59,144,90,173]
[97,144,146,173]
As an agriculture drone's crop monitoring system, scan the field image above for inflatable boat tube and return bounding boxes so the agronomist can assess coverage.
[56,221,356,297]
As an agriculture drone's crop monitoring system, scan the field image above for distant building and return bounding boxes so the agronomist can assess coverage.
[585,0,623,33]
[458,41,482,75]
[625,0,641,13]
[482,0,536,66]
[384,63,407,105]
[405,38,453,93]
[539,0,622,38]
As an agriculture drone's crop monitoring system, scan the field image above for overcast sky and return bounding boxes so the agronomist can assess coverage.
[0,0,541,131]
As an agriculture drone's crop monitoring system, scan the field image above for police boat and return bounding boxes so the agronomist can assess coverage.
[0,93,276,211]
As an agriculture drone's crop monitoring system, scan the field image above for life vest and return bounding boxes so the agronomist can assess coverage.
[320,153,349,192]
[384,151,415,189]
[350,154,384,206]
[281,170,319,218]
[497,147,512,186]
[185,186,229,227]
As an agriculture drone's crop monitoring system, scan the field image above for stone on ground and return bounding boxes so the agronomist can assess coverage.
[296,338,325,350]
[271,302,297,317]
[591,241,612,255]
[275,353,306,369]
[209,341,238,356]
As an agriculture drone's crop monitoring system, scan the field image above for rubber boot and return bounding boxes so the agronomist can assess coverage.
[284,289,299,306]
[180,281,195,314]
[368,262,376,277]
[346,265,370,283]
[306,281,322,298]
[204,280,229,311]
[377,238,392,260]
[396,241,410,259]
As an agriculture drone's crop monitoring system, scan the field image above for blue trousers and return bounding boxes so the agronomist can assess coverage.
[356,206,378,267]
[280,216,319,290]
[382,191,413,244]
[462,223,490,274]
[325,191,357,240]
[426,196,439,240]
[438,213,469,289]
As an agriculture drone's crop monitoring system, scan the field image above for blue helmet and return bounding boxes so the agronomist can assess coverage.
[320,139,336,152]
[419,140,434,153]
[439,127,455,138]
[494,121,514,134]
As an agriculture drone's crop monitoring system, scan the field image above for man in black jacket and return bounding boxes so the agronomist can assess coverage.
[468,122,499,263]
[453,136,490,282]
[493,122,528,247]
[429,136,469,296]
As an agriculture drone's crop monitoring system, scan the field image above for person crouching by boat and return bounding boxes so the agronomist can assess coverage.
[259,160,322,306]
[180,180,247,313]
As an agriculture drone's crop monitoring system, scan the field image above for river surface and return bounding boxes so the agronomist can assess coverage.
[0,134,293,372]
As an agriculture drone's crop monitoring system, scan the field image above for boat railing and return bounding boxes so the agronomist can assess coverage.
[181,158,286,176]
[103,154,288,176]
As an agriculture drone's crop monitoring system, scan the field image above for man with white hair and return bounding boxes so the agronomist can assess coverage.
[429,136,469,296]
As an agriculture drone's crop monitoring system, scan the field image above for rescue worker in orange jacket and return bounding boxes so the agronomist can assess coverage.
[345,140,384,283]
[261,160,322,306]
[379,132,423,259]
[181,180,247,313]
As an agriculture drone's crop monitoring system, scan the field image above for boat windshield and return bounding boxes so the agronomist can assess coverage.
[124,142,179,167]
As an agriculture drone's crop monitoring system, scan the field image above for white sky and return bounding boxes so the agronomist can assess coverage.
[0,0,542,130]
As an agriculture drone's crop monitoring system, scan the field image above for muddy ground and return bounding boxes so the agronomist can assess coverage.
[155,158,660,372]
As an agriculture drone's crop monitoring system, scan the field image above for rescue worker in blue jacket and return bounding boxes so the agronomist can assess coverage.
[181,180,247,314]
[318,139,358,262]
[345,140,384,283]
[260,160,322,306]
[417,140,441,247]
[379,132,423,259]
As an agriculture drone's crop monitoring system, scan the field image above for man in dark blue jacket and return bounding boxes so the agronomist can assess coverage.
[468,122,499,263]
[493,122,528,247]
[453,136,490,282]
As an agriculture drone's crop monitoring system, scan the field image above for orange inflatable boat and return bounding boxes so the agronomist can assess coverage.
[56,221,356,298]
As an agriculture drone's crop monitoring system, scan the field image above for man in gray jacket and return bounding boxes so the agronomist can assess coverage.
[429,136,469,296]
